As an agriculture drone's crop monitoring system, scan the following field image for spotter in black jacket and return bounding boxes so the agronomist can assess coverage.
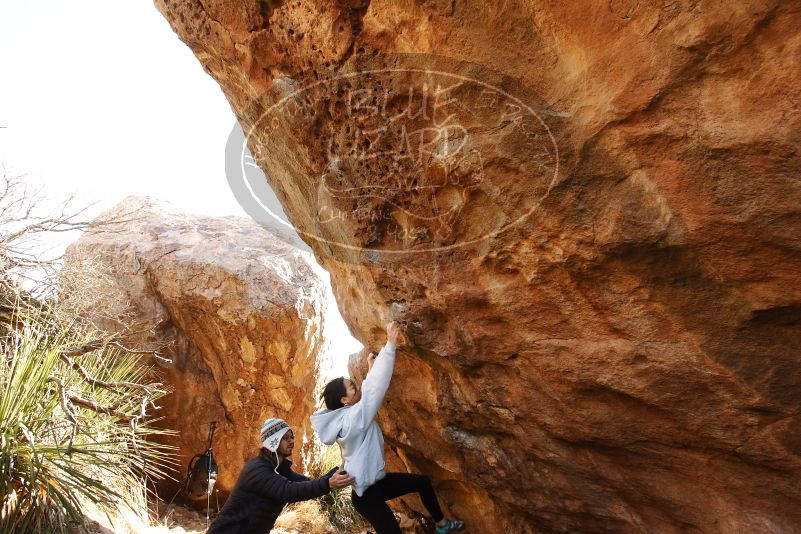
[207,454,336,534]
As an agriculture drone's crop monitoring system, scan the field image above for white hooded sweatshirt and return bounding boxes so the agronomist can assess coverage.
[310,341,396,497]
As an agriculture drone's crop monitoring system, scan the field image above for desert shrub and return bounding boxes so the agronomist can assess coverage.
[0,307,174,533]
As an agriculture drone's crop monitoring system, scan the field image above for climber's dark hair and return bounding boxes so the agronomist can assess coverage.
[321,377,347,410]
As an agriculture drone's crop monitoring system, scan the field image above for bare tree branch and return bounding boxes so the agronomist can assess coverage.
[0,168,146,302]
[108,341,173,365]
[54,377,80,448]
[59,350,162,392]
[61,337,172,365]
[47,376,141,423]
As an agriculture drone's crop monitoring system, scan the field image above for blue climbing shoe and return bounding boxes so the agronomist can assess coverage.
[436,519,466,533]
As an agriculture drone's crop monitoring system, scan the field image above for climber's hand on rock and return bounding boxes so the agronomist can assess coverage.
[386,321,401,344]
[367,351,377,370]
[329,468,355,489]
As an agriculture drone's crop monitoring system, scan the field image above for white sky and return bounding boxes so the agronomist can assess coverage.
[0,1,359,376]
[0,1,241,216]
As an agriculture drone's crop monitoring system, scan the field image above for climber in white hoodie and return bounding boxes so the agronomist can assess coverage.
[311,321,466,534]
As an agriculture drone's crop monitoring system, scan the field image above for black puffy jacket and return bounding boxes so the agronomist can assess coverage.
[207,454,335,534]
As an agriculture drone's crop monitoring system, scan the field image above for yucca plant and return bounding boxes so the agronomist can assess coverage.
[0,307,175,533]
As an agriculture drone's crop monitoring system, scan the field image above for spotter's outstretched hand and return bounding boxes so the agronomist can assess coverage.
[328,467,355,489]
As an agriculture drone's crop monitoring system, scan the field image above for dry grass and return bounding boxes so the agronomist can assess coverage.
[275,500,333,534]
[83,498,344,534]
[306,446,371,532]
[82,502,203,533]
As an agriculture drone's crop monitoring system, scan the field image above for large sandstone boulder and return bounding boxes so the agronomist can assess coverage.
[154,1,801,532]
[62,197,329,496]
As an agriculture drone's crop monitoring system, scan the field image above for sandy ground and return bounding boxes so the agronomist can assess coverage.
[83,496,426,533]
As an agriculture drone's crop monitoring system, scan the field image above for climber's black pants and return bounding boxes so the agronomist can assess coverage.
[351,472,444,534]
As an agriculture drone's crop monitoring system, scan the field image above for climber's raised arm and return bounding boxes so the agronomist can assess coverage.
[350,322,400,427]
[314,322,402,439]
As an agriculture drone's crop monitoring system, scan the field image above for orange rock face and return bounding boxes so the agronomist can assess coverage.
[63,198,328,497]
[154,1,801,531]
